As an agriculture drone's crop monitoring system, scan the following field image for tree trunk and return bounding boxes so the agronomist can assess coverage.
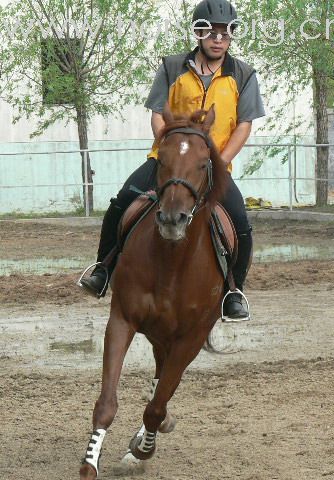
[76,104,94,213]
[313,69,329,207]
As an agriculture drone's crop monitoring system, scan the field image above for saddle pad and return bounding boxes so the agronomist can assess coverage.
[118,192,157,246]
[214,203,237,259]
[210,203,238,280]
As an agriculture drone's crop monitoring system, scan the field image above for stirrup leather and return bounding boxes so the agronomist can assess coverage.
[221,288,251,323]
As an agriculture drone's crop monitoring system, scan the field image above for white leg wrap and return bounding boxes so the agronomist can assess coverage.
[137,428,156,453]
[148,378,159,401]
[84,428,106,476]
[136,423,146,437]
[122,380,158,460]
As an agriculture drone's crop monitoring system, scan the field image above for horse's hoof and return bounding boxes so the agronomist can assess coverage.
[80,462,97,480]
[159,412,177,433]
[129,435,156,460]
[113,451,146,476]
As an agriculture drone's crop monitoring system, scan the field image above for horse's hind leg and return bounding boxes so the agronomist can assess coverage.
[130,330,209,460]
[80,308,135,480]
[144,343,165,402]
[120,343,168,469]
[137,344,175,432]
[151,344,176,433]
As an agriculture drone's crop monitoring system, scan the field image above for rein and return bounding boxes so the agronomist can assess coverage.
[157,127,213,224]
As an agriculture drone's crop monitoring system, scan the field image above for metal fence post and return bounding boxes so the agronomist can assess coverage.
[288,145,293,211]
[83,150,90,217]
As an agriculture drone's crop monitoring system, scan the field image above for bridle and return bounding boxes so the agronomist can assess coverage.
[156,127,213,225]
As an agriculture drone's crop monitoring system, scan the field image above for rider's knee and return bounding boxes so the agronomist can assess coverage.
[236,226,252,239]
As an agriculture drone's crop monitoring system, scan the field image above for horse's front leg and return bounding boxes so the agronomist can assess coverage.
[80,307,135,480]
[129,329,209,460]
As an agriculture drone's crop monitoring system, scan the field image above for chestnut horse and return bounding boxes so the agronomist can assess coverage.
[80,105,229,479]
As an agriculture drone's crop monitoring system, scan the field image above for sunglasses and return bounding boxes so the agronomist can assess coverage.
[207,31,231,41]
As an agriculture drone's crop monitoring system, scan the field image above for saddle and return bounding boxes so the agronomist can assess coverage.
[98,192,157,272]
[101,193,237,286]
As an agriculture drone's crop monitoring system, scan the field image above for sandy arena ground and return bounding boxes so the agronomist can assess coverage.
[0,217,334,480]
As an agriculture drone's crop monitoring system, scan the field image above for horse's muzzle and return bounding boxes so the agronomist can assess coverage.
[155,209,190,240]
[156,210,189,226]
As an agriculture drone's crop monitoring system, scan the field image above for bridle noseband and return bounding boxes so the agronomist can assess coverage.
[156,127,213,224]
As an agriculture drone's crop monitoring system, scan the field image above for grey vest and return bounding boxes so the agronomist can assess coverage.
[162,48,256,95]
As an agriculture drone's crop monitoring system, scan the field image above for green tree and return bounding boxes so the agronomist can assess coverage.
[147,0,195,71]
[0,0,158,211]
[235,0,334,206]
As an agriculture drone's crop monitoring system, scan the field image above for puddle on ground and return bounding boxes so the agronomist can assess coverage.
[255,244,333,263]
[47,329,260,369]
[2,287,333,370]
[0,257,88,276]
[0,243,332,276]
[45,333,177,369]
[49,338,95,354]
[0,312,278,371]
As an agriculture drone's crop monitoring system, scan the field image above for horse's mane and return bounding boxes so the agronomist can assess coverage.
[156,110,229,208]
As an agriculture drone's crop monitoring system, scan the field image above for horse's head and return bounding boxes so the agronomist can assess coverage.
[155,104,218,241]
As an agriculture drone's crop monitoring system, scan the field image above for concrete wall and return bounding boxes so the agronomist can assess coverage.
[0,136,316,214]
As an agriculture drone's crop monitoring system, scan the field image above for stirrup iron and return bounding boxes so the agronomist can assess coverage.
[221,288,251,323]
[76,262,109,298]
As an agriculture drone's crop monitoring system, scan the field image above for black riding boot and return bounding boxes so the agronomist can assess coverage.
[80,198,124,297]
[223,229,253,320]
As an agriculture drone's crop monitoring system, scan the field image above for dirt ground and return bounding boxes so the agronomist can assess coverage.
[0,217,334,479]
[0,217,334,305]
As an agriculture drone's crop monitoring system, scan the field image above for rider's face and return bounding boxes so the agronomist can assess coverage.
[198,24,231,60]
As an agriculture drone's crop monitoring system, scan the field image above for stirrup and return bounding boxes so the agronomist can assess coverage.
[76,262,109,298]
[221,288,251,323]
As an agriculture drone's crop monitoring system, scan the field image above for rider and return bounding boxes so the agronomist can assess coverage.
[79,0,265,321]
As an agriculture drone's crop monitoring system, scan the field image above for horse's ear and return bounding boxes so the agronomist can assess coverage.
[162,102,174,125]
[202,104,215,133]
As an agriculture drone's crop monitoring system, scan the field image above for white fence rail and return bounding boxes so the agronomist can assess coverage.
[0,143,333,216]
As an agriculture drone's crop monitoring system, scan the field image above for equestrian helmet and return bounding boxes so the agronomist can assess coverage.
[192,0,238,28]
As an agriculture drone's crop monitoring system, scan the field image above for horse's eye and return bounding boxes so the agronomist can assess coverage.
[200,163,207,170]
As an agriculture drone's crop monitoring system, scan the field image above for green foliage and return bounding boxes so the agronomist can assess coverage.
[148,0,196,71]
[234,0,334,174]
[0,0,159,137]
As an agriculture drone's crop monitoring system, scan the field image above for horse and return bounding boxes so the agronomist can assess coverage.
[80,104,231,479]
